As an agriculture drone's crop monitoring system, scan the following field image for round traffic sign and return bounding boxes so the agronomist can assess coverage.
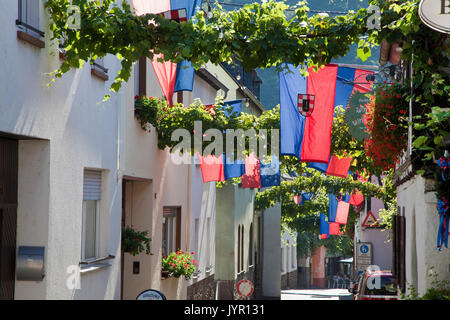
[236,279,254,298]
[136,289,166,300]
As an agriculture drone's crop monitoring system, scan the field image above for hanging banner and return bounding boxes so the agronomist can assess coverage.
[345,91,370,141]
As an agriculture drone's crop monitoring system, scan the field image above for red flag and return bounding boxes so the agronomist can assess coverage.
[199,154,225,183]
[350,192,364,206]
[326,155,352,178]
[329,222,340,235]
[335,201,350,225]
[131,0,176,105]
[350,172,367,206]
[241,154,261,188]
[300,65,338,163]
[151,54,176,106]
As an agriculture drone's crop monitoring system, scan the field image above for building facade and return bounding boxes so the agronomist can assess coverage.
[1,0,123,299]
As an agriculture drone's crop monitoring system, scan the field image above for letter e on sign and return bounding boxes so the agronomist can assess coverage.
[419,0,450,34]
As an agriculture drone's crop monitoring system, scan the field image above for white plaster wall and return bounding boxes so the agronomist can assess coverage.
[215,184,256,281]
[281,226,297,275]
[397,175,450,296]
[355,175,393,271]
[1,1,123,299]
[262,203,281,298]
[122,60,190,300]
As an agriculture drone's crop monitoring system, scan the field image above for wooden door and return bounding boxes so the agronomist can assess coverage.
[0,138,18,300]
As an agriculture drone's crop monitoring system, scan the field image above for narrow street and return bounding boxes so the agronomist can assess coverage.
[281,289,353,300]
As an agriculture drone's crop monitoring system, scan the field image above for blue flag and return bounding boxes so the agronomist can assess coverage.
[260,155,280,188]
[223,153,245,180]
[172,0,202,92]
[280,64,307,160]
[329,193,339,223]
[320,213,329,238]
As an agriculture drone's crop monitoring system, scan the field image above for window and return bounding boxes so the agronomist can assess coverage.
[248,223,253,267]
[162,207,181,256]
[17,0,42,36]
[237,224,245,273]
[17,0,45,48]
[291,244,296,269]
[91,57,109,81]
[194,218,199,261]
[82,169,102,261]
[134,59,140,98]
[237,225,241,273]
[205,217,211,268]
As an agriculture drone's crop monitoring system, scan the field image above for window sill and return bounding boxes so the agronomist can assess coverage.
[17,30,45,49]
[91,68,109,81]
[80,263,111,274]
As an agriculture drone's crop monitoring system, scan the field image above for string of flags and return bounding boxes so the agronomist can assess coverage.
[436,155,449,250]
[198,153,281,189]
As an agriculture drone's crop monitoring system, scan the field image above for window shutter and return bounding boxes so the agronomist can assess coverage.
[83,169,102,200]
[163,207,177,217]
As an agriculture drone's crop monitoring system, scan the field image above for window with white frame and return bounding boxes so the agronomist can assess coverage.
[162,207,179,257]
[291,244,296,269]
[134,59,140,98]
[205,217,211,269]
[17,0,42,37]
[194,218,199,261]
[82,169,102,261]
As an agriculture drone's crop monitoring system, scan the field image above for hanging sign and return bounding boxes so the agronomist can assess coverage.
[418,0,450,34]
[345,91,370,141]
[298,94,315,117]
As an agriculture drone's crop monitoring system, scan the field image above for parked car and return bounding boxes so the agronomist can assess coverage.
[351,270,398,300]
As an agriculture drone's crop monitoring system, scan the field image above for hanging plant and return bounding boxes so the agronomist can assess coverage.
[363,83,409,173]
[134,95,170,132]
[121,225,152,256]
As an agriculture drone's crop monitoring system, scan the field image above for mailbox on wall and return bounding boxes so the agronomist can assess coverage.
[16,246,45,281]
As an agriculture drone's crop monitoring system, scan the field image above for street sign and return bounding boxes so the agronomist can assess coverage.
[356,242,372,274]
[236,279,254,298]
[136,289,167,300]
[362,210,379,228]
[419,0,450,34]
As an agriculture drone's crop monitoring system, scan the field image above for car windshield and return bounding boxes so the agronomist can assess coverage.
[363,275,397,295]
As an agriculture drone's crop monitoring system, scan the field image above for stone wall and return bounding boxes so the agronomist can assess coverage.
[281,270,298,290]
[187,274,217,300]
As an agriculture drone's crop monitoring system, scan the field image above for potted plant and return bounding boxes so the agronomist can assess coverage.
[161,250,198,280]
[121,225,152,256]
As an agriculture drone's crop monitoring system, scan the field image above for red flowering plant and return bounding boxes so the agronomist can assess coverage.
[161,250,198,280]
[121,225,152,256]
[134,95,172,133]
[363,83,409,174]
